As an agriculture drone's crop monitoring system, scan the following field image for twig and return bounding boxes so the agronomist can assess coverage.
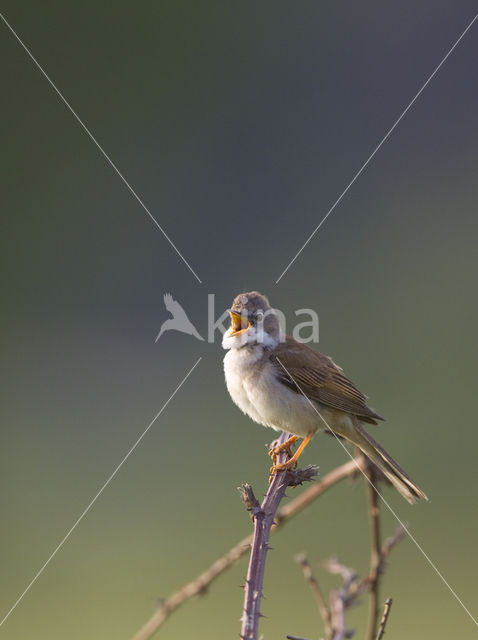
[240,432,319,640]
[329,590,348,640]
[130,534,253,640]
[238,484,262,518]
[347,525,405,600]
[375,598,393,640]
[295,554,332,639]
[366,465,382,640]
[294,529,404,640]
[130,458,359,640]
[276,456,364,525]
[324,556,358,589]
[294,555,358,640]
[325,557,357,640]
[381,526,406,557]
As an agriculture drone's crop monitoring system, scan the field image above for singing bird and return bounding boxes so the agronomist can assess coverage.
[222,291,427,503]
[155,293,204,342]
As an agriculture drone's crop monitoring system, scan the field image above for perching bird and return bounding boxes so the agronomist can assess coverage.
[222,291,427,504]
[155,293,204,342]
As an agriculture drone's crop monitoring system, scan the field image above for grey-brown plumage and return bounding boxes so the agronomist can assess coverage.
[222,291,427,503]
[271,336,383,425]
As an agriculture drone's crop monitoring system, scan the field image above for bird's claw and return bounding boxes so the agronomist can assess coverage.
[269,458,299,483]
[268,436,299,467]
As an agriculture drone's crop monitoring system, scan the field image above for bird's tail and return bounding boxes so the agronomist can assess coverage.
[341,421,428,504]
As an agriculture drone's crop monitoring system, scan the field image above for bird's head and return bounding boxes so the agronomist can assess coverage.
[222,291,281,350]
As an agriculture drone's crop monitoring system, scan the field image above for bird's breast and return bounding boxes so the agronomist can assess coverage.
[224,347,323,436]
[223,346,271,426]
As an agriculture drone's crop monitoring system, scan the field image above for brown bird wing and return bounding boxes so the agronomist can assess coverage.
[270,336,384,425]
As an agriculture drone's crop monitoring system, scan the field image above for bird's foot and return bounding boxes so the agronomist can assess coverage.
[268,436,299,467]
[268,433,315,482]
[269,458,299,481]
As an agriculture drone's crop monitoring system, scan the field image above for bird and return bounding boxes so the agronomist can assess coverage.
[155,293,204,342]
[222,291,427,503]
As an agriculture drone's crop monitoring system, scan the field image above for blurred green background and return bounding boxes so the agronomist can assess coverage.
[2,2,478,638]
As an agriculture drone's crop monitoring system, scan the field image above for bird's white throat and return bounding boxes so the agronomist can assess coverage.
[222,325,281,351]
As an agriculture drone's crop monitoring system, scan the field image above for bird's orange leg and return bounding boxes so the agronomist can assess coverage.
[270,434,313,474]
[268,435,299,467]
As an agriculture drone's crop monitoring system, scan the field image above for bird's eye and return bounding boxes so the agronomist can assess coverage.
[255,311,264,322]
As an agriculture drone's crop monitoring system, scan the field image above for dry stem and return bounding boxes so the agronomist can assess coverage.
[240,432,319,640]
[296,554,332,638]
[366,465,382,640]
[130,457,360,640]
[375,598,393,640]
[325,557,357,640]
[294,527,404,640]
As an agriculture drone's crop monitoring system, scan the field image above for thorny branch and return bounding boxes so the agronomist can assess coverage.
[130,443,404,640]
[130,457,361,640]
[240,432,319,640]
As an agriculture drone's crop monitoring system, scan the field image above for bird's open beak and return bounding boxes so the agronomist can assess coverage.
[228,310,251,336]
